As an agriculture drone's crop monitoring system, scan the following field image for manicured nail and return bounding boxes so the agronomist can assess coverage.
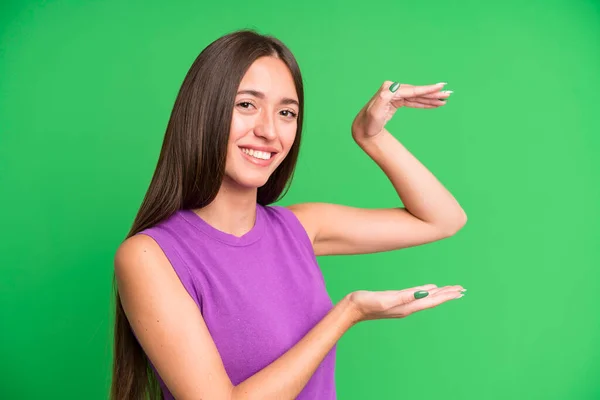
[437,82,447,86]
[414,290,429,299]
[389,82,400,92]
[443,90,453,94]
[460,289,467,293]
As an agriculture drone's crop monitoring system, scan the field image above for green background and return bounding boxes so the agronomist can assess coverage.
[1,0,599,398]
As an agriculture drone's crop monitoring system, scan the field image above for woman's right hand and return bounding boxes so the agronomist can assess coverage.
[348,284,465,323]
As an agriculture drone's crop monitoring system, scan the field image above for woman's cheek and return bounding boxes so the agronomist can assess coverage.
[284,127,297,150]
[229,115,248,139]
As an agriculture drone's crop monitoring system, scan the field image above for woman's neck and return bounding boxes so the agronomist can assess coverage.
[192,179,258,238]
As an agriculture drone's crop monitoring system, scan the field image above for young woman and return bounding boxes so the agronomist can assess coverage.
[111,29,467,400]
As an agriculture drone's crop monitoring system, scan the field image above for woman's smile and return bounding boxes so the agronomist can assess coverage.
[239,146,277,167]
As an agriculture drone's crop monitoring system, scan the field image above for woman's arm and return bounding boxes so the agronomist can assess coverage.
[288,128,467,257]
[355,127,467,233]
[115,234,360,400]
[232,294,357,399]
[288,82,466,257]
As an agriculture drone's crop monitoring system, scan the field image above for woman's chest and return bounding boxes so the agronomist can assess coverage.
[195,250,333,382]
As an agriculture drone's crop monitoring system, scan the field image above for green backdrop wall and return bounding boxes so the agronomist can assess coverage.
[1,0,599,399]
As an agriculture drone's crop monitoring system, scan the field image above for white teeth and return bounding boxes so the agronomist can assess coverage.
[241,148,272,160]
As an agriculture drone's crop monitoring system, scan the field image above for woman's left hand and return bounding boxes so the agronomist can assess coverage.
[351,81,451,142]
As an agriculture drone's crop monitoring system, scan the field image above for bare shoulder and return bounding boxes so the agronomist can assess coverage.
[285,202,329,243]
[113,232,190,333]
[113,232,195,329]
[114,233,166,281]
[113,233,234,398]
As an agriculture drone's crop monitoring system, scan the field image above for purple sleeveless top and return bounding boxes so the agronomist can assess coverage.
[138,204,336,399]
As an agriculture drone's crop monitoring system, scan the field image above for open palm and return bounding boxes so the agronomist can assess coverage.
[349,284,465,322]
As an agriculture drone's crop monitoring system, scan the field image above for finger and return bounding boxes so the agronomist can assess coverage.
[386,284,439,306]
[386,285,462,314]
[385,286,461,316]
[391,85,452,99]
[374,284,438,307]
[368,80,399,116]
[403,289,463,314]
[430,285,465,295]
[392,284,438,298]
[415,90,453,100]
[428,99,447,106]
[410,284,438,291]
[395,284,439,307]
[414,285,463,298]
[400,100,438,109]
[407,284,438,293]
[380,284,438,297]
[400,95,449,108]
[406,97,447,106]
[394,82,447,98]
[398,284,461,301]
[416,97,447,107]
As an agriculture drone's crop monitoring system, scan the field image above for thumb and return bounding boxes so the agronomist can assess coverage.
[370,81,399,113]
[397,284,436,304]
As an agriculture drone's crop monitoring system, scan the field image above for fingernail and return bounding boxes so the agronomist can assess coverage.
[437,82,447,86]
[389,82,400,92]
[443,90,453,94]
[461,289,467,293]
[414,290,429,299]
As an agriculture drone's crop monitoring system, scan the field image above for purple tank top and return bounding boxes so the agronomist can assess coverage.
[138,204,336,399]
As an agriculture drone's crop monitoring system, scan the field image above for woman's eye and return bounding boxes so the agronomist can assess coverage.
[281,110,298,119]
[237,102,253,109]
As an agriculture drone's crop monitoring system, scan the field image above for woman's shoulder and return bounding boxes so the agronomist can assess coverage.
[114,233,168,283]
[260,204,315,253]
[260,203,301,227]
[114,210,192,279]
[116,223,202,303]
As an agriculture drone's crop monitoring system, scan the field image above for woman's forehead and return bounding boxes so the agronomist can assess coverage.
[238,57,297,99]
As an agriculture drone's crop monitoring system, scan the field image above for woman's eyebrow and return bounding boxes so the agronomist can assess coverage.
[237,89,299,106]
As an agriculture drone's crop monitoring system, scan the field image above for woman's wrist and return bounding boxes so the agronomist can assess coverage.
[339,293,364,327]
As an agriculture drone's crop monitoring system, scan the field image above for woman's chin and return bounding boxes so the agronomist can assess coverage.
[245,177,270,189]
[225,174,271,191]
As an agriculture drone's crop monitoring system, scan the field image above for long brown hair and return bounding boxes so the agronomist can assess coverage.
[110,29,305,400]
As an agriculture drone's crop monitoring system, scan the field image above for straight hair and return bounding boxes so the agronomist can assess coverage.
[110,29,305,400]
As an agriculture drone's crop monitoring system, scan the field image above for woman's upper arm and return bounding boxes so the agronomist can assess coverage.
[287,202,455,257]
[114,234,233,400]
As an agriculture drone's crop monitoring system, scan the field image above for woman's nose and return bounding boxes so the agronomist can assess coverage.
[254,112,277,140]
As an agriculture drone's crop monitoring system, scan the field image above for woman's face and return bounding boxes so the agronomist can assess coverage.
[224,56,299,190]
